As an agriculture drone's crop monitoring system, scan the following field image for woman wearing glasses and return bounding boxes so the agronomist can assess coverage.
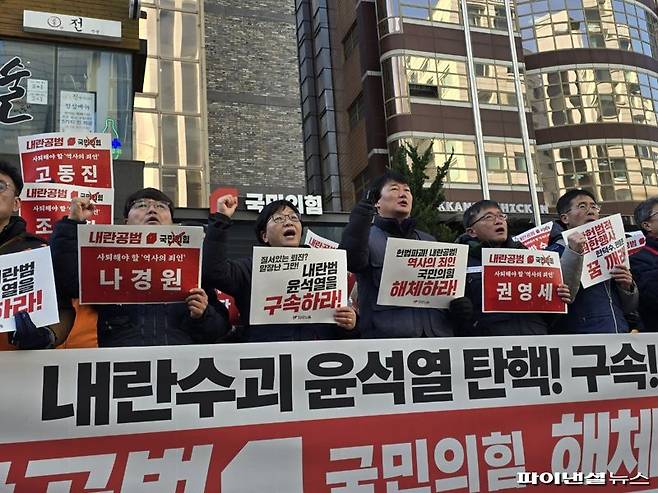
[203,196,357,342]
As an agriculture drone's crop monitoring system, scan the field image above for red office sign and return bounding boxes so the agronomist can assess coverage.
[77,224,204,304]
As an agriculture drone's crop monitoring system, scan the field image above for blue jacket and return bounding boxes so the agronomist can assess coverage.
[630,235,658,331]
[202,213,355,342]
[456,234,550,336]
[339,200,454,338]
[546,222,634,333]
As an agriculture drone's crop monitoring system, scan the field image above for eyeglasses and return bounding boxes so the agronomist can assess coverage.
[565,202,601,214]
[268,213,301,224]
[0,180,14,193]
[130,199,170,212]
[469,212,507,227]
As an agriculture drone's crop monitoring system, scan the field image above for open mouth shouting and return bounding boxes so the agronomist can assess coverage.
[283,227,298,239]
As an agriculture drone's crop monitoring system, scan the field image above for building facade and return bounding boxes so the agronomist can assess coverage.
[303,0,658,223]
[0,0,145,215]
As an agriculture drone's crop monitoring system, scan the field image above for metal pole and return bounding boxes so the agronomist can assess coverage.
[504,0,542,226]
[459,0,490,199]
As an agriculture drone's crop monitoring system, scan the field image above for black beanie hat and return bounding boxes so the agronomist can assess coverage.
[123,187,175,218]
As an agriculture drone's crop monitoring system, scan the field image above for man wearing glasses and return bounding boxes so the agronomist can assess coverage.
[630,197,658,330]
[203,196,357,342]
[456,199,571,336]
[546,189,637,333]
[50,187,230,347]
[0,160,75,350]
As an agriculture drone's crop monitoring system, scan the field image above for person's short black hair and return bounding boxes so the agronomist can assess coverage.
[556,188,596,215]
[634,197,658,232]
[0,160,23,195]
[368,170,410,203]
[255,199,302,244]
[463,200,501,228]
[123,187,174,218]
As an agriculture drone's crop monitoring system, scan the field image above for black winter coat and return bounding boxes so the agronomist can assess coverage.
[630,235,658,331]
[339,201,454,338]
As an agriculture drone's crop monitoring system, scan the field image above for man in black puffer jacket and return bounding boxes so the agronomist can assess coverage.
[202,196,357,342]
[457,200,571,336]
[339,171,458,338]
[51,188,230,347]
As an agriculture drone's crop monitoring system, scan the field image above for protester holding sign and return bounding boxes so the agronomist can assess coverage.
[339,171,457,338]
[202,195,357,342]
[546,189,638,333]
[50,188,230,346]
[0,161,74,350]
[457,200,572,336]
[630,197,658,330]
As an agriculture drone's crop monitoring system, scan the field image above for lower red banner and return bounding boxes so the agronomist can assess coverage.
[1,396,656,492]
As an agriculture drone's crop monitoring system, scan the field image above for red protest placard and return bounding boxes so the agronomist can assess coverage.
[78,225,204,304]
[18,132,113,188]
[482,248,567,313]
[20,183,114,239]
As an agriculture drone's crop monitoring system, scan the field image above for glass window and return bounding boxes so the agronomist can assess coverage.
[159,0,198,12]
[0,40,56,154]
[134,112,159,166]
[0,41,132,158]
[140,7,159,57]
[159,10,199,60]
[486,154,504,170]
[159,61,200,113]
[161,115,202,168]
[56,47,133,158]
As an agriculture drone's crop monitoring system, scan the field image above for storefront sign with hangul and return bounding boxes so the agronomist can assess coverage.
[626,231,647,256]
[0,334,657,491]
[0,247,59,333]
[513,221,553,250]
[77,224,204,304]
[244,193,323,215]
[19,183,114,239]
[562,214,628,289]
[482,248,567,314]
[377,238,468,309]
[18,132,113,188]
[250,247,347,325]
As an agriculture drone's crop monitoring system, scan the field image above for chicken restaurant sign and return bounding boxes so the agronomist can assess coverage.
[438,201,549,214]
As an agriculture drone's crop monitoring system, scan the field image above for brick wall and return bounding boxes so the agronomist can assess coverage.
[204,1,306,193]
